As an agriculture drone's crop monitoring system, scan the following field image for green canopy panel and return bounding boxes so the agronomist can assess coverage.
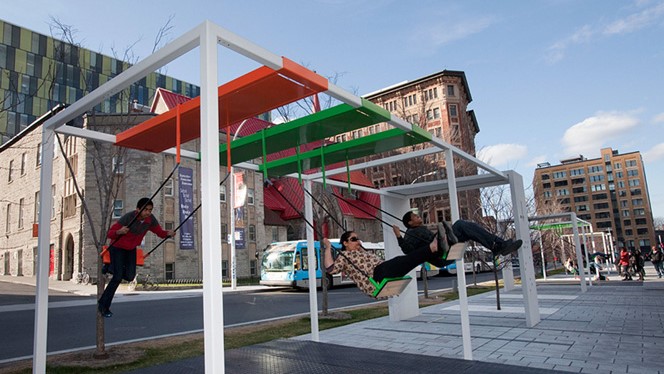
[530,222,591,231]
[216,99,392,166]
[258,126,431,177]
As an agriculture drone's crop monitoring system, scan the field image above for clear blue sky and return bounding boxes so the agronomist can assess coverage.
[6,0,664,218]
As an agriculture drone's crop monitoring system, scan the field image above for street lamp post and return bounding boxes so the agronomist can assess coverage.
[229,119,248,290]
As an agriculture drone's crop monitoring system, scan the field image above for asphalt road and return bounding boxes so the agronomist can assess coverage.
[0,271,501,362]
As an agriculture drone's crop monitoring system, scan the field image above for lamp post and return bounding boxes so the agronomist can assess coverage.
[229,119,248,290]
[410,170,437,184]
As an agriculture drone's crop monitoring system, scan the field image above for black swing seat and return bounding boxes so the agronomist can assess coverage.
[370,276,412,298]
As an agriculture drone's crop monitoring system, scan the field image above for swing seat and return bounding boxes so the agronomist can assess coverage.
[445,243,468,261]
[370,276,412,298]
[100,246,145,266]
[136,248,145,267]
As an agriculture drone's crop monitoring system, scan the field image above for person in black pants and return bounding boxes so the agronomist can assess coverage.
[393,212,522,262]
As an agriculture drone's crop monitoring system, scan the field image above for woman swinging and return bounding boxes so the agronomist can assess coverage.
[323,230,448,298]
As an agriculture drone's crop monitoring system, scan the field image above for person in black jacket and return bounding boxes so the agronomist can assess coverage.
[392,211,522,266]
[651,245,663,278]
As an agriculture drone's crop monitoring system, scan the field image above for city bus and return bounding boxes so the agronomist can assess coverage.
[440,246,495,275]
[260,240,438,289]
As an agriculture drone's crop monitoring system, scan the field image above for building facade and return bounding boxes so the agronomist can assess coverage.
[533,147,656,251]
[0,107,283,281]
[0,19,200,144]
[356,70,481,224]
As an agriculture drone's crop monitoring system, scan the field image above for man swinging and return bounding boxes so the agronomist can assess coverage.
[393,212,522,264]
[98,198,174,318]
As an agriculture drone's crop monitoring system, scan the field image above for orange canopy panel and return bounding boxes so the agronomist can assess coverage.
[115,57,328,153]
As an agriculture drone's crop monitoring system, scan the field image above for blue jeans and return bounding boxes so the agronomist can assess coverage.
[653,261,664,276]
[451,220,505,250]
[98,246,137,310]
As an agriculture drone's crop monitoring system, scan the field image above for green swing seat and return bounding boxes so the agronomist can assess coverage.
[369,276,412,298]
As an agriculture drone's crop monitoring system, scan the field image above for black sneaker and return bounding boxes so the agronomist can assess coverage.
[435,223,451,260]
[442,221,458,245]
[498,239,523,256]
[98,302,113,318]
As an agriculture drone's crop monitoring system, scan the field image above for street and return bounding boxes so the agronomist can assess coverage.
[0,271,501,362]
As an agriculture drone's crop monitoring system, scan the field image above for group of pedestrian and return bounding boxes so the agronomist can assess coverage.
[617,247,646,281]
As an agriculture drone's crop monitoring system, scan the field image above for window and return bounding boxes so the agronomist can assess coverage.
[250,260,257,277]
[591,184,606,192]
[36,143,42,166]
[222,260,228,278]
[447,85,455,96]
[570,168,584,176]
[635,218,647,225]
[556,189,569,196]
[628,179,640,187]
[5,203,11,233]
[594,202,609,210]
[113,200,123,219]
[543,191,552,198]
[576,205,589,212]
[271,227,279,242]
[554,180,568,187]
[633,208,645,216]
[572,186,587,193]
[247,189,254,205]
[622,210,630,217]
[164,179,174,196]
[112,156,124,174]
[541,174,550,180]
[7,160,13,182]
[624,219,632,226]
[614,162,622,169]
[589,175,604,182]
[542,182,551,189]
[449,104,458,118]
[34,191,40,223]
[20,153,26,175]
[553,171,567,179]
[426,109,432,120]
[625,160,637,167]
[165,263,174,280]
[51,185,56,218]
[249,225,256,241]
[588,165,603,173]
[627,170,639,177]
[220,185,226,202]
[433,107,440,119]
[221,224,228,241]
[18,198,24,229]
[632,198,643,206]
[574,196,588,202]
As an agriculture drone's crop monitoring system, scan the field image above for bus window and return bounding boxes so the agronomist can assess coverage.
[300,247,319,270]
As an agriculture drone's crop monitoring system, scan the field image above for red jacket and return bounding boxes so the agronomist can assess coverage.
[619,250,630,266]
[107,211,170,250]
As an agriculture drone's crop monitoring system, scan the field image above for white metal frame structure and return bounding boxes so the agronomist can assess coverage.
[32,21,538,373]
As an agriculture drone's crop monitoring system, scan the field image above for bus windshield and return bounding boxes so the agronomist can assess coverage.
[261,243,296,272]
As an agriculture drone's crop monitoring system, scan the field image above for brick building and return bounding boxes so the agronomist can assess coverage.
[533,147,656,251]
[357,70,481,224]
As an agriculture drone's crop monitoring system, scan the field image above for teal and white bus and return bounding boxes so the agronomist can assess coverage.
[260,240,438,288]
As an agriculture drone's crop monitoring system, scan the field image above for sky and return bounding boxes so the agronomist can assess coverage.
[4,0,664,218]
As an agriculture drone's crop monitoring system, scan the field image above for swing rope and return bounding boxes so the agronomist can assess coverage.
[143,172,232,259]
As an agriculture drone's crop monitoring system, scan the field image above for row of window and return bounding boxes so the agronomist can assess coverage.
[544,160,640,180]
[4,187,56,234]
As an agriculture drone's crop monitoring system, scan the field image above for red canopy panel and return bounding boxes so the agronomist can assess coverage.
[115,57,328,153]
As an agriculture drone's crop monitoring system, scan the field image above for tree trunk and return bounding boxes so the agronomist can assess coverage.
[94,246,107,358]
[493,267,501,311]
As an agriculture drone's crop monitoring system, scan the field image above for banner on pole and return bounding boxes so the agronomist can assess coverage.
[178,167,195,249]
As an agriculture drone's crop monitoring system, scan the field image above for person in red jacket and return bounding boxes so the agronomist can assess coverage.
[619,247,632,281]
[98,198,174,317]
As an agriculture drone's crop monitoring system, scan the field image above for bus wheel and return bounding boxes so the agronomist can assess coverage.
[324,274,334,290]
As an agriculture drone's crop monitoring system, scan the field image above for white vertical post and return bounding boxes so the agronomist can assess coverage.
[229,167,236,290]
[506,171,540,327]
[303,179,319,341]
[33,126,55,373]
[381,194,418,320]
[500,221,515,291]
[446,149,472,360]
[571,214,587,292]
[199,22,225,374]
[601,232,610,275]
[581,226,593,287]
[607,231,616,271]
[539,231,546,280]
